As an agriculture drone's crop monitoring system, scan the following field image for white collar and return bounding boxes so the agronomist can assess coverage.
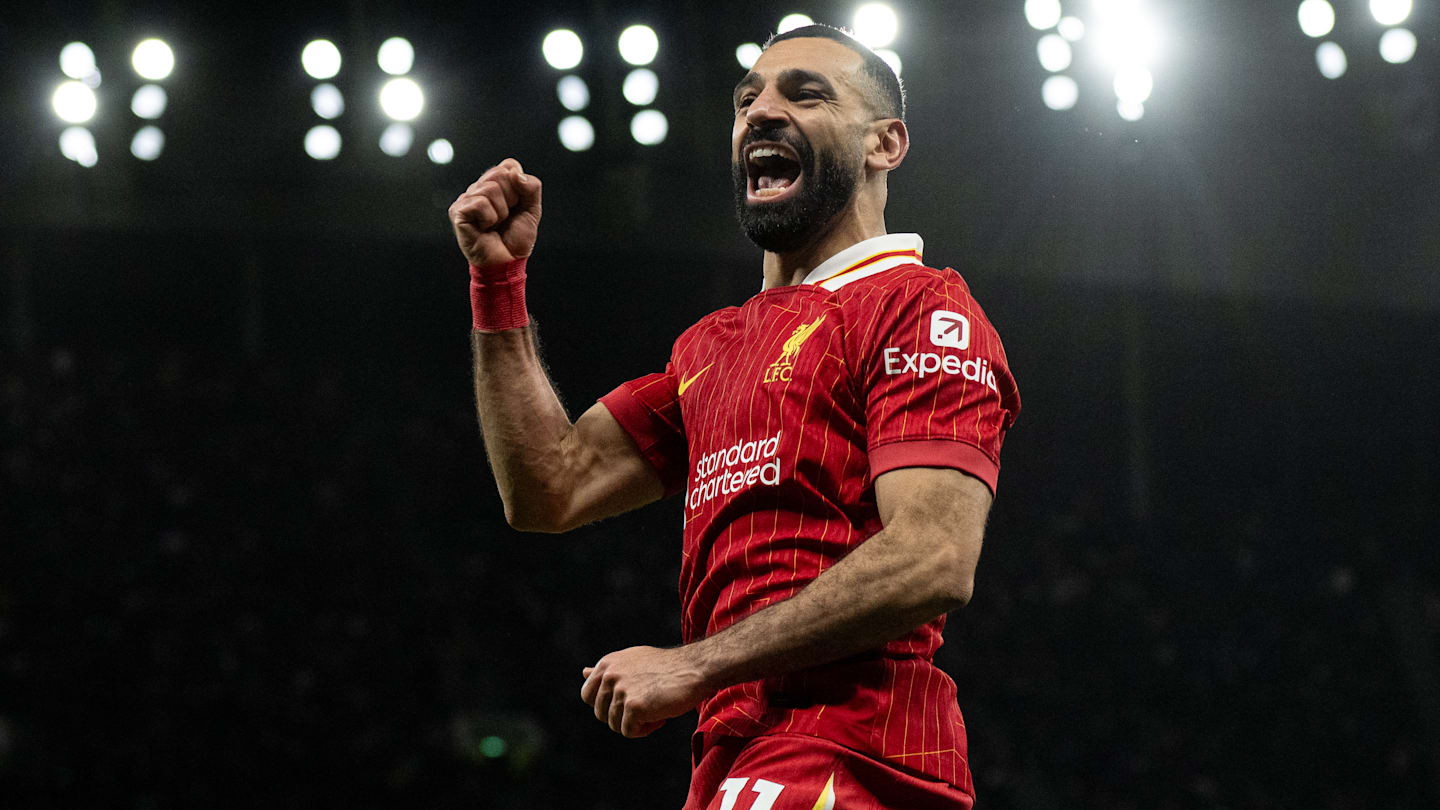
[799,233,925,291]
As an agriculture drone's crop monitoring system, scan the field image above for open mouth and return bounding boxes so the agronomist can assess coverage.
[745,143,804,203]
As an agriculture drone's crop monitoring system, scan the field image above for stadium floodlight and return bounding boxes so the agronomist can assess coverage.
[1117,99,1145,121]
[557,75,590,111]
[630,109,668,145]
[777,13,814,34]
[132,38,175,80]
[622,68,659,106]
[557,115,595,151]
[875,48,902,77]
[130,125,164,160]
[736,42,762,69]
[542,29,584,70]
[1316,41,1347,78]
[377,37,414,75]
[379,77,424,120]
[311,83,344,119]
[427,138,454,164]
[1037,34,1073,72]
[618,24,659,66]
[1091,2,1165,68]
[53,80,98,123]
[131,84,168,119]
[302,39,342,79]
[1297,0,1336,38]
[1379,27,1417,63]
[1025,0,1063,31]
[60,42,97,80]
[1113,66,1154,103]
[852,3,899,48]
[379,122,414,157]
[1370,0,1412,26]
[59,126,98,167]
[304,125,342,159]
[1041,74,1079,110]
[1058,16,1086,41]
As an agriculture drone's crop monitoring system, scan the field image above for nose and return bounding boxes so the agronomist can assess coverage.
[744,84,791,130]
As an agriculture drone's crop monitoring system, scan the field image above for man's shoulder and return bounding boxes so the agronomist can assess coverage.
[829,262,976,307]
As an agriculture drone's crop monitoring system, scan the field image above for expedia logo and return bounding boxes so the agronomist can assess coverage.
[881,309,998,393]
[763,315,825,384]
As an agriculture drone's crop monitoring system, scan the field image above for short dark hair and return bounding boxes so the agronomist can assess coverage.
[764,23,906,122]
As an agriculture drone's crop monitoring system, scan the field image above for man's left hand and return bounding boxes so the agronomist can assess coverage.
[580,645,712,738]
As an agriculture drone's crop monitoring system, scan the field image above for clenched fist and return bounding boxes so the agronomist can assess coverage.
[450,158,543,267]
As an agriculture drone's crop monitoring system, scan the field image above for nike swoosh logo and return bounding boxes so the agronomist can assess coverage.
[678,363,713,396]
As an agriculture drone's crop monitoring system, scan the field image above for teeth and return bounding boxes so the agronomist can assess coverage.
[747,146,792,161]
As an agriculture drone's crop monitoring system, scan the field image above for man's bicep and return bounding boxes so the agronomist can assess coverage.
[874,467,992,599]
[558,402,667,529]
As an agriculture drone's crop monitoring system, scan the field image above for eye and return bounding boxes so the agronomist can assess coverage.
[736,93,756,108]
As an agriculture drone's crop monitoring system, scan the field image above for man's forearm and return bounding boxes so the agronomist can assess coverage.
[471,327,577,529]
[685,522,973,690]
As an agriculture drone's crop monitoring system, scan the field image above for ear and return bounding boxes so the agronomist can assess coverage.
[865,118,909,173]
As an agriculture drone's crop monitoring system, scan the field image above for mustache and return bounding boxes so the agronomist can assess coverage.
[739,127,812,163]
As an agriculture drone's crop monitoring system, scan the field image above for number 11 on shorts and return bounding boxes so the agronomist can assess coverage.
[717,777,785,810]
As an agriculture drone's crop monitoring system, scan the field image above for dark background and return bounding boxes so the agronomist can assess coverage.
[2,1,1438,807]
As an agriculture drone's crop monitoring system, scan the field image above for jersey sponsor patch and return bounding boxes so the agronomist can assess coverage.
[929,309,970,350]
[689,431,782,511]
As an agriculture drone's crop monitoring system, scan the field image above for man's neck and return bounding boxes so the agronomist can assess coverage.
[761,214,887,290]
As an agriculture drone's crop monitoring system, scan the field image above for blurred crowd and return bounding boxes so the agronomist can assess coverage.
[1,339,1435,808]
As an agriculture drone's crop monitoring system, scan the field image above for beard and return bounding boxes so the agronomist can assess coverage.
[731,128,862,254]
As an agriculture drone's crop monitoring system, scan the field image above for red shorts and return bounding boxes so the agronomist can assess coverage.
[683,734,973,810]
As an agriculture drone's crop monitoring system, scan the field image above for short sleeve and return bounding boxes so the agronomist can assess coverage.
[846,269,1020,495]
[599,365,688,497]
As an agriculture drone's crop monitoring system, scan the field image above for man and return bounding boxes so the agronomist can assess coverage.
[451,24,1020,809]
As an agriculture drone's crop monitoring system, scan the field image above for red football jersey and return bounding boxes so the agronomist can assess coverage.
[598,233,1020,795]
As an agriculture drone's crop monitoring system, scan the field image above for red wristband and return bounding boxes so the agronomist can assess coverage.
[469,257,529,331]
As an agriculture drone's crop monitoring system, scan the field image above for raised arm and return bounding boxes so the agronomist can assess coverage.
[452,159,663,532]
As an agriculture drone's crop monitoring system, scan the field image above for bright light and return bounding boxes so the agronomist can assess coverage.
[1091,6,1165,68]
[1041,75,1079,110]
[302,39,342,79]
[130,126,164,160]
[379,122,414,157]
[378,37,414,75]
[622,68,659,105]
[542,29,584,70]
[1316,41,1347,78]
[852,3,899,48]
[59,126,98,167]
[311,83,344,119]
[1025,0,1062,30]
[379,77,424,121]
[1058,16,1086,41]
[557,75,590,111]
[1370,0,1412,25]
[427,138,454,164]
[1297,0,1336,37]
[778,13,814,34]
[630,109,668,145]
[1113,66,1154,103]
[52,81,97,124]
[618,24,659,66]
[60,42,97,80]
[1379,27,1417,63]
[557,115,594,151]
[131,84,167,119]
[304,125,342,160]
[132,38,175,80]
[875,48,902,77]
[1117,99,1145,121]
[1037,34,1073,71]
[736,42,762,69]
